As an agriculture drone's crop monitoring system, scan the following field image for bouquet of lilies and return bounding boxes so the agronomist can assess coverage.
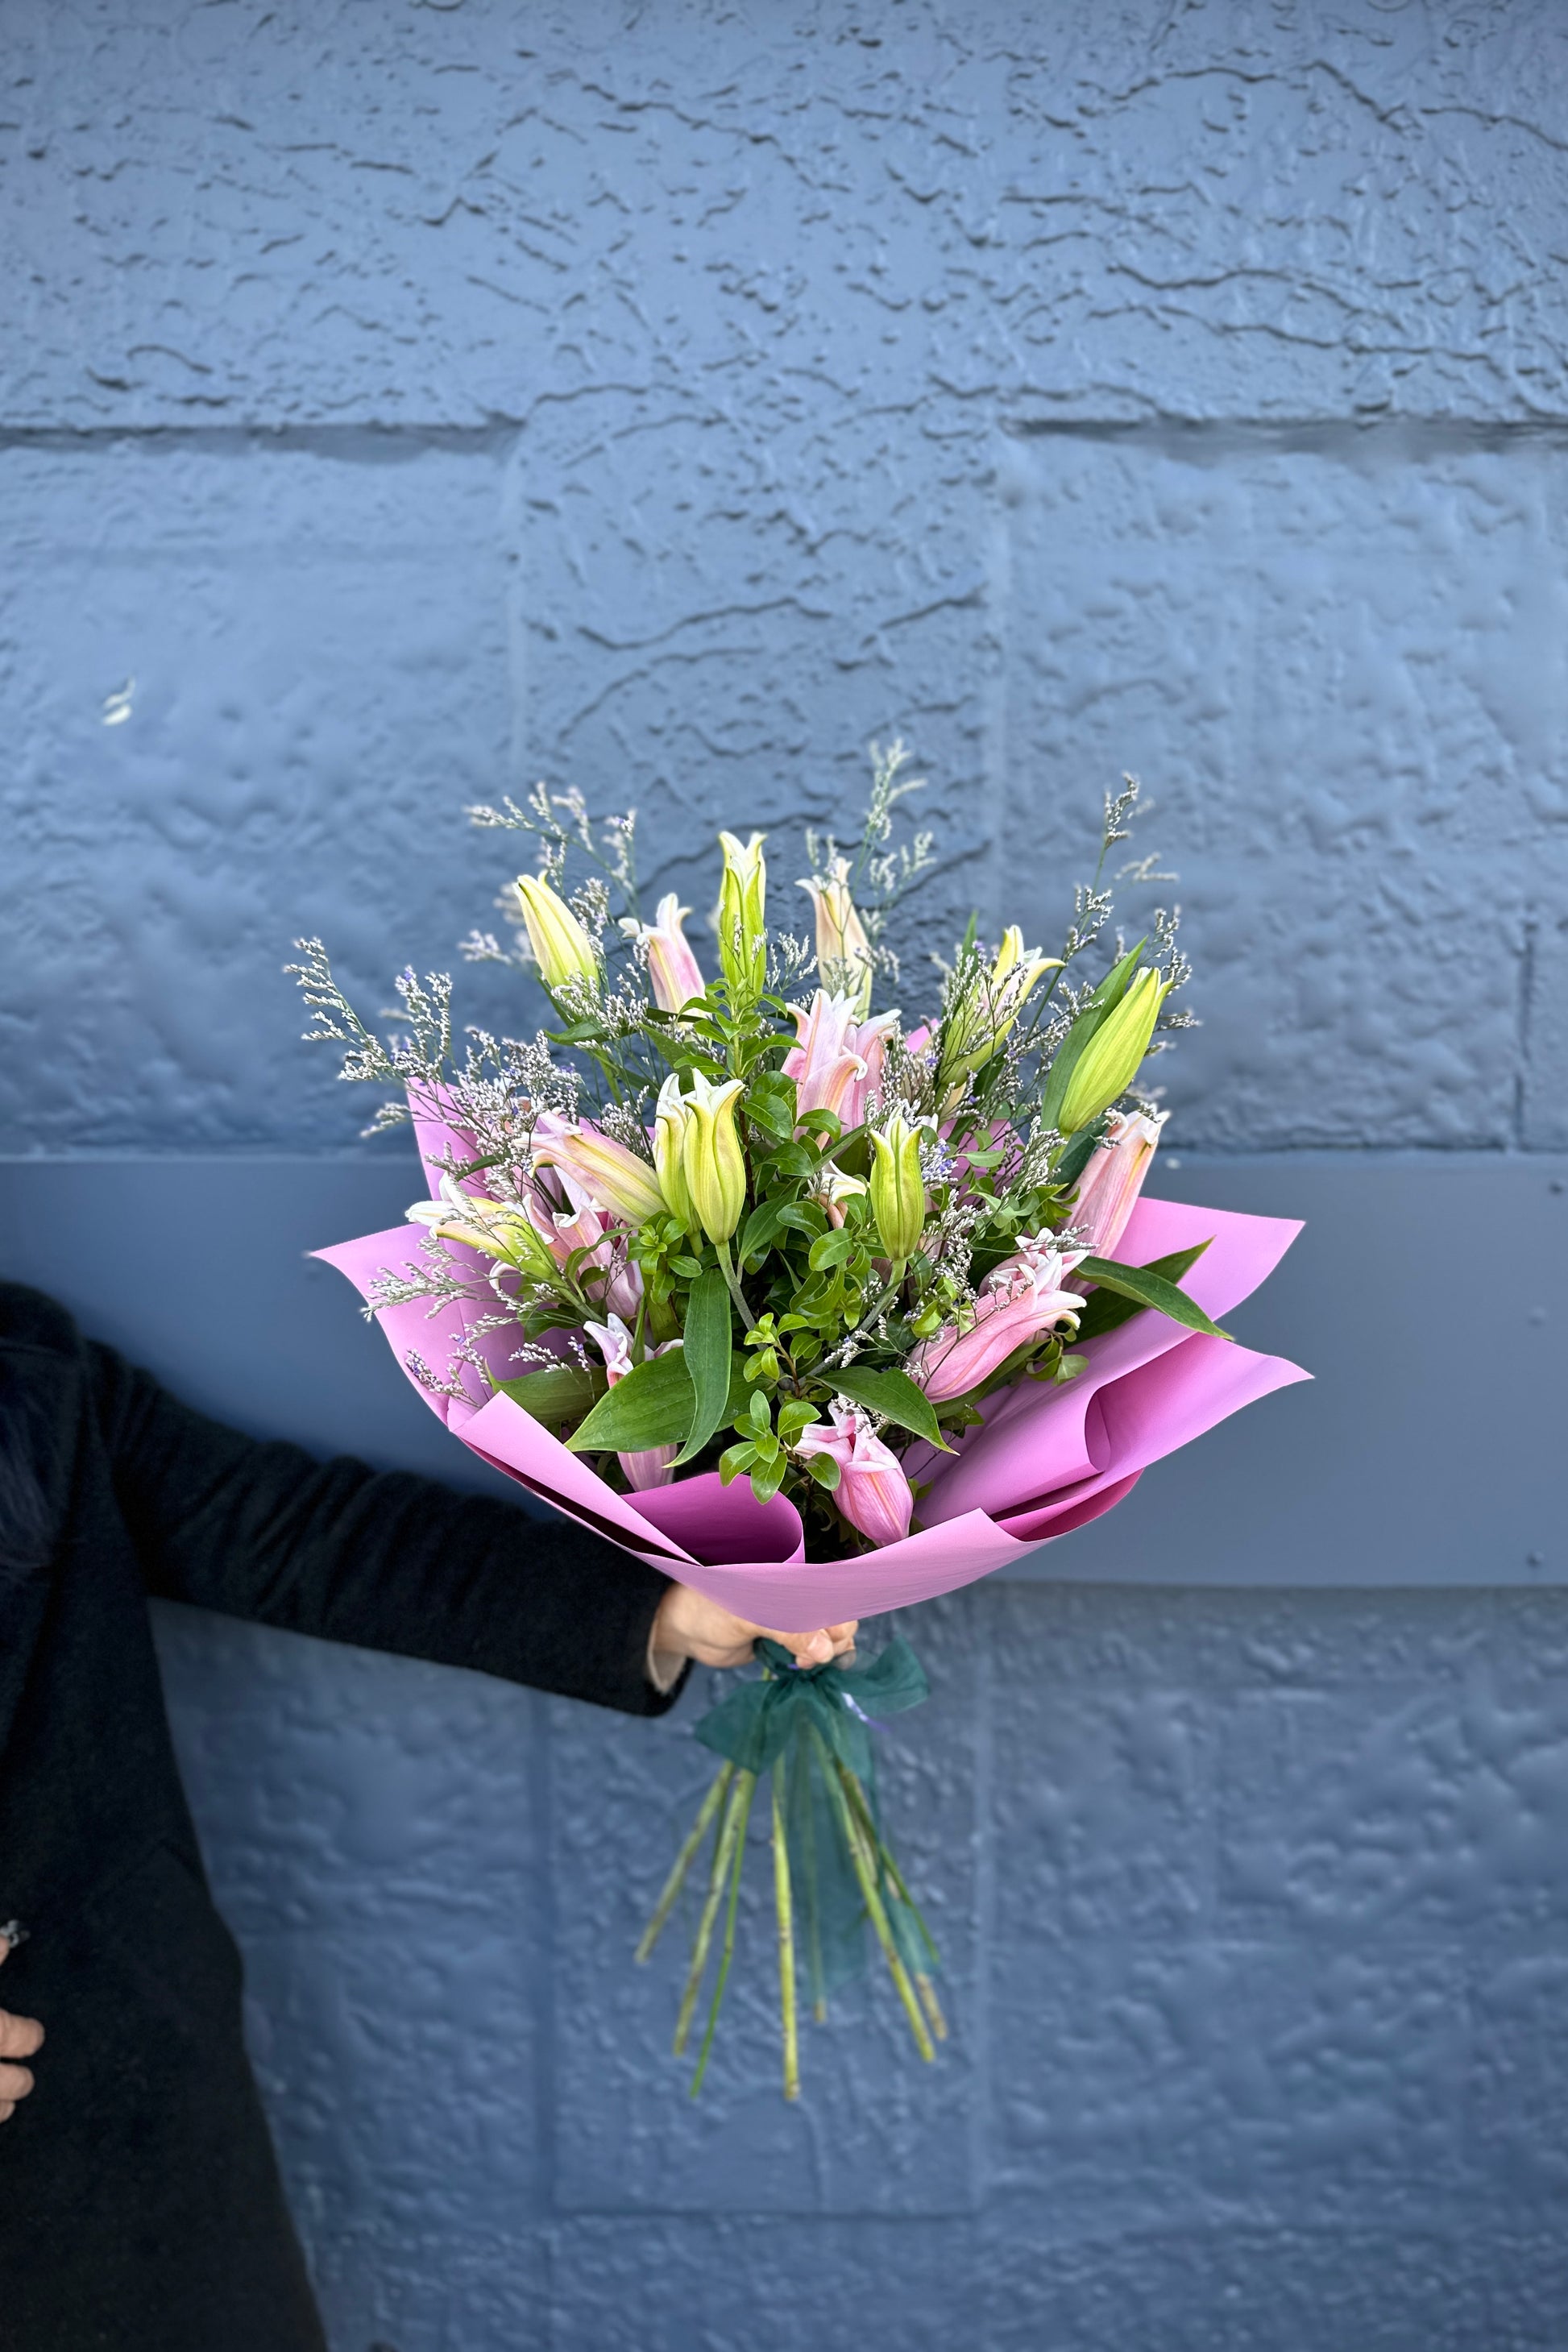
[293,750,1306,2096]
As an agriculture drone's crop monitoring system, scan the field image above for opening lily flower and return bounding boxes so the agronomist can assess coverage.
[909,1234,1088,1404]
[584,1313,679,1490]
[1069,1107,1168,1257]
[677,1070,748,1243]
[653,1072,699,1234]
[867,1110,927,1260]
[813,1168,868,1230]
[783,991,898,1131]
[532,1122,667,1229]
[799,855,874,1017]
[619,892,706,1014]
[794,1399,915,1546]
[514,872,600,993]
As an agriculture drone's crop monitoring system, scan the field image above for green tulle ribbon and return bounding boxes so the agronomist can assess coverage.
[637,1636,947,2099]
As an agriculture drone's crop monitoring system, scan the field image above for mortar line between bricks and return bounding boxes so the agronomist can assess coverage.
[0,423,520,458]
[1001,416,1568,454]
[6,415,1568,458]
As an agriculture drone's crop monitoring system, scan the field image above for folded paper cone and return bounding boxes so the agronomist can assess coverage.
[315,1192,1309,1632]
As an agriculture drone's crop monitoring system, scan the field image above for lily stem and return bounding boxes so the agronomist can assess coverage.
[836,1761,941,1973]
[715,1236,757,1330]
[637,1761,734,1965]
[772,1756,800,2101]
[690,1769,757,2097]
[674,1767,752,2055]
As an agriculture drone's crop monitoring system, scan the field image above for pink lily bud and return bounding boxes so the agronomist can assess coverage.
[584,1314,678,1491]
[794,1399,915,1546]
[618,893,706,1014]
[909,1235,1087,1404]
[1068,1109,1168,1257]
[783,991,899,1130]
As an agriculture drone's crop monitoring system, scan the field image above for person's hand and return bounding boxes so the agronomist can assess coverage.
[0,1938,42,2126]
[649,1582,857,1682]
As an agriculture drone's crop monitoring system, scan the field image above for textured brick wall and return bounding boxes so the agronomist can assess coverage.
[4,5,1568,2346]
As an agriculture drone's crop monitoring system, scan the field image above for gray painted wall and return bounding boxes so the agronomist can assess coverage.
[3,6,1567,2346]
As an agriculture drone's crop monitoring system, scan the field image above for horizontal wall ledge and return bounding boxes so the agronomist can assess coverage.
[0,1152,1560,1591]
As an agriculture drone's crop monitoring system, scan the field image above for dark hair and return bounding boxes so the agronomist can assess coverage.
[0,1366,52,1582]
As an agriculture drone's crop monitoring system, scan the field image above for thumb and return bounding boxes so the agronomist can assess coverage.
[768,1627,838,1667]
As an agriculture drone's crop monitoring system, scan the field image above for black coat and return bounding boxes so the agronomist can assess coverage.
[0,1283,681,2352]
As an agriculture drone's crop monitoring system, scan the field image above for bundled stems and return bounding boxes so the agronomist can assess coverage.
[641,1651,943,2095]
[809,1725,935,2064]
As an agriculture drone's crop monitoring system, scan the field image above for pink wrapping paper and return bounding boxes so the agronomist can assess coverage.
[316,1131,1309,1628]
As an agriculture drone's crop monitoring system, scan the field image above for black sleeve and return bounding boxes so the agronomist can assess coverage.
[89,1339,685,1717]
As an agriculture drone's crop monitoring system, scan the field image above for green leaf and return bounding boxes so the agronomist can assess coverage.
[737,1200,786,1263]
[746,1071,799,1139]
[827,1364,952,1451]
[1076,1245,1229,1340]
[808,1229,857,1271]
[1089,937,1147,1012]
[766,1143,817,1181]
[494,1362,606,1426]
[1039,1000,1110,1135]
[566,1351,694,1453]
[1053,1114,1108,1192]
[750,1454,788,1504]
[805,1452,841,1491]
[672,1267,736,1467]
[1071,1242,1211,1342]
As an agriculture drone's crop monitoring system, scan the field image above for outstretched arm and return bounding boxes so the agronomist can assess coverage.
[93,1338,680,1715]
